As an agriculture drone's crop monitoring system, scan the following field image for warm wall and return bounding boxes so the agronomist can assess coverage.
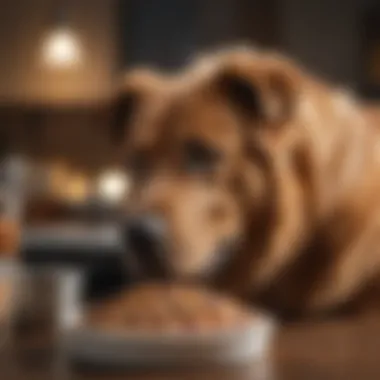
[0,0,119,170]
[0,0,118,105]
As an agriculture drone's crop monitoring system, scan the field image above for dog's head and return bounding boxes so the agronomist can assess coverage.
[114,49,306,281]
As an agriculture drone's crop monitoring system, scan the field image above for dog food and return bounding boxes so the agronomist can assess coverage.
[86,283,253,333]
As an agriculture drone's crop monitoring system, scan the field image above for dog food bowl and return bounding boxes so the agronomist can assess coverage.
[61,288,276,369]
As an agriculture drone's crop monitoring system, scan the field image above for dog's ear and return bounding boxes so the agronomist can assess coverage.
[215,60,299,127]
[111,69,162,143]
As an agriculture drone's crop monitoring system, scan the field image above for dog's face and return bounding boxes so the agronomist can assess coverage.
[114,51,303,280]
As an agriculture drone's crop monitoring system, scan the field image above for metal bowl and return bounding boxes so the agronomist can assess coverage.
[62,308,276,368]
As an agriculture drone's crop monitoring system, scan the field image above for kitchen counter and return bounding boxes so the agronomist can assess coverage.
[3,315,380,379]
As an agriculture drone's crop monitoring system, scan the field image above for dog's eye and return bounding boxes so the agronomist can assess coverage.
[182,140,220,173]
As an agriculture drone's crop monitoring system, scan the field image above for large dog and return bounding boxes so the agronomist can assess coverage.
[113,47,380,319]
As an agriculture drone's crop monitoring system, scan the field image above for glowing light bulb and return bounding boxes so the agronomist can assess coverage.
[98,171,130,203]
[42,28,81,67]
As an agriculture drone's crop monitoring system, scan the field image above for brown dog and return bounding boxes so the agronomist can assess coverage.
[113,47,380,319]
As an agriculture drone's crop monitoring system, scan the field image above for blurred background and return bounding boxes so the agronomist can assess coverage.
[0,0,379,292]
[0,0,379,216]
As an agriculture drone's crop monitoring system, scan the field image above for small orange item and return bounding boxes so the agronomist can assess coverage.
[0,219,20,257]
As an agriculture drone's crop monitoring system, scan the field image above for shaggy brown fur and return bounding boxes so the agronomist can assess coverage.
[114,47,380,319]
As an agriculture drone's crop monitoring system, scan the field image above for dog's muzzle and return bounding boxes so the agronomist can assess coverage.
[124,214,170,279]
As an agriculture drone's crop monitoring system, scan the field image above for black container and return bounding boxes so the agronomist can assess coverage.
[20,224,136,300]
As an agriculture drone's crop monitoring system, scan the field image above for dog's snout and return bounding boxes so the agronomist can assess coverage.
[125,215,168,278]
[128,216,163,246]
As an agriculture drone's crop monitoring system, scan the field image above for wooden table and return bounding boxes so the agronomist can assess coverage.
[2,316,380,380]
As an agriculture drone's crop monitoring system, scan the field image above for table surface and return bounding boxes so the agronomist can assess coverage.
[2,315,380,380]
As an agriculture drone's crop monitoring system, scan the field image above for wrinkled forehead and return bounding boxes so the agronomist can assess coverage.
[128,83,241,154]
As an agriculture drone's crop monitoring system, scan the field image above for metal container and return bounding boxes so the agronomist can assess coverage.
[13,266,84,338]
[0,262,20,348]
[62,309,276,368]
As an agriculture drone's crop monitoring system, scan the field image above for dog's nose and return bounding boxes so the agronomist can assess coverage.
[126,216,165,250]
[125,215,168,277]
